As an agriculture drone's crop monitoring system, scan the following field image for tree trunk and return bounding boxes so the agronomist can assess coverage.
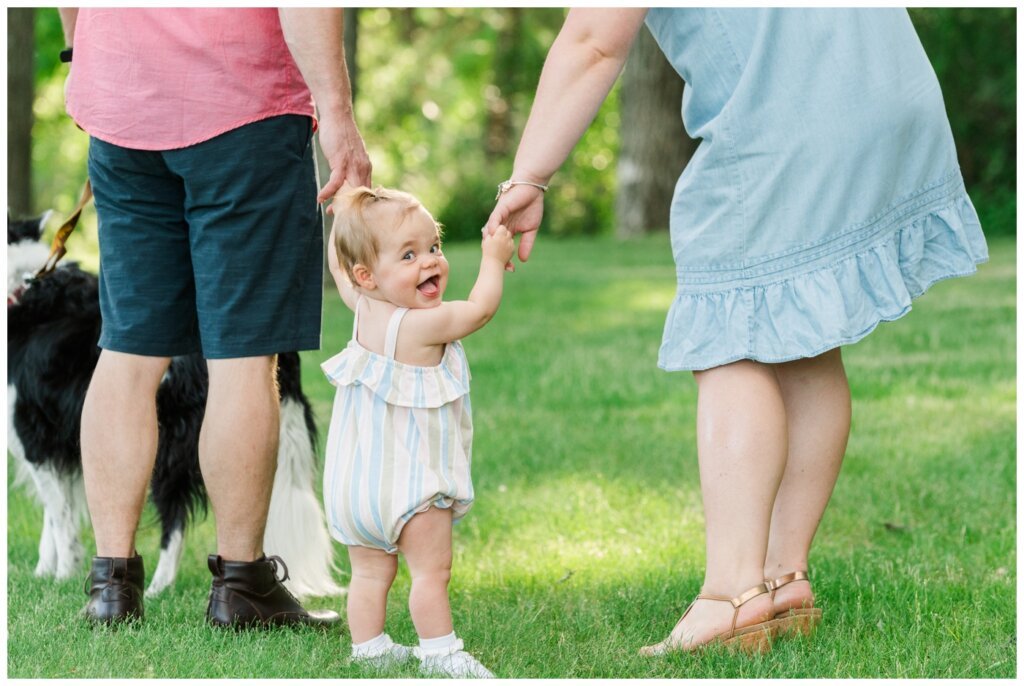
[614,25,692,237]
[486,8,522,161]
[8,7,35,216]
[343,7,358,103]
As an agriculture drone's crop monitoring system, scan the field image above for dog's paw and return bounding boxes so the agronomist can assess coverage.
[52,543,86,580]
[145,578,171,598]
[33,559,56,578]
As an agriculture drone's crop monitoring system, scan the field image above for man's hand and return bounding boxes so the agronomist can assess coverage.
[316,113,371,204]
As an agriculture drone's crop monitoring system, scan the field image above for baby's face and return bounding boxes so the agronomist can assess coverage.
[370,206,449,309]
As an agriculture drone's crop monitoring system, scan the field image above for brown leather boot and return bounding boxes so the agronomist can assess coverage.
[83,554,145,625]
[205,554,339,629]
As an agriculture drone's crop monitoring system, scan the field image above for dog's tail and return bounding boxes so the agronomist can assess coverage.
[264,395,346,598]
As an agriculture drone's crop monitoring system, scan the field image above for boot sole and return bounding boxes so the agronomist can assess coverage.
[83,610,144,628]
[207,615,338,631]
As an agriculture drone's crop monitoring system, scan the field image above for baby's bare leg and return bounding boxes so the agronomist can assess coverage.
[398,506,454,639]
[347,545,398,643]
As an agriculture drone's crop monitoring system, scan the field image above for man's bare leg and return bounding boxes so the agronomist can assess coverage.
[81,350,171,557]
[200,355,279,561]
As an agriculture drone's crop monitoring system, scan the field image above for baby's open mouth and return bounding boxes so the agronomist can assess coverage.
[417,275,440,297]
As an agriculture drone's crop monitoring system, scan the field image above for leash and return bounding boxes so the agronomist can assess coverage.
[34,178,93,279]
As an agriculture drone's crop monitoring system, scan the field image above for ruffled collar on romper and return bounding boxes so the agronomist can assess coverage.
[321,339,471,409]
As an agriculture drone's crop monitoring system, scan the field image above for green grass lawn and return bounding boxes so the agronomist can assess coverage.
[7,235,1015,678]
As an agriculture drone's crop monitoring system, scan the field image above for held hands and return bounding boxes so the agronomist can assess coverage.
[482,224,516,267]
[484,183,546,268]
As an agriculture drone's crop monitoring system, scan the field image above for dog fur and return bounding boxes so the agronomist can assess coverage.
[7,213,343,599]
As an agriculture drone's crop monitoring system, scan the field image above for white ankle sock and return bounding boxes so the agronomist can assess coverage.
[418,631,458,652]
[352,632,390,654]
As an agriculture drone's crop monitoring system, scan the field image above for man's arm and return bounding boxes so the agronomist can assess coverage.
[279,8,371,201]
[58,8,79,45]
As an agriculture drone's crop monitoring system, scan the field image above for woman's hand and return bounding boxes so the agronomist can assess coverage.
[485,184,546,268]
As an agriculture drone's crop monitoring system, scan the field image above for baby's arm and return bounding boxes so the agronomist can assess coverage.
[327,226,360,312]
[409,226,515,345]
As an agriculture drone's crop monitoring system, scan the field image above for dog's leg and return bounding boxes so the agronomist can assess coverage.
[26,464,86,579]
[35,511,58,578]
[263,398,345,599]
[55,472,88,578]
[147,526,185,597]
[7,389,58,578]
[21,461,58,577]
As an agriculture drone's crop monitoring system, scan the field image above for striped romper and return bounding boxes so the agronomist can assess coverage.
[321,297,475,553]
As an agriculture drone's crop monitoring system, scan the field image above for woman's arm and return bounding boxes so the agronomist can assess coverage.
[513,8,648,186]
[485,8,648,262]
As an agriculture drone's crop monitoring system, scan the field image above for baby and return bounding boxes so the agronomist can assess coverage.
[322,186,514,678]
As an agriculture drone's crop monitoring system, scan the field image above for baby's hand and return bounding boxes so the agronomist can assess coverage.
[482,224,515,266]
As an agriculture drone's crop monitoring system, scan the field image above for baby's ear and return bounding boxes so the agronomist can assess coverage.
[352,263,376,290]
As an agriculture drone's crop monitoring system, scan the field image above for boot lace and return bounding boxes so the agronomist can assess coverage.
[266,555,291,583]
[265,555,305,607]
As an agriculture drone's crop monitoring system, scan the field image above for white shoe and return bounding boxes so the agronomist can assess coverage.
[350,633,415,669]
[416,639,494,679]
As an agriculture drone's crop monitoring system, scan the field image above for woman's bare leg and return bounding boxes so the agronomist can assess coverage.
[648,360,787,650]
[763,348,851,612]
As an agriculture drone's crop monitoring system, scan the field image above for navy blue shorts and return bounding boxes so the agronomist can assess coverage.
[87,115,323,359]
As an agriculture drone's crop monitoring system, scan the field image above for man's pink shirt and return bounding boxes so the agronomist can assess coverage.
[65,8,314,151]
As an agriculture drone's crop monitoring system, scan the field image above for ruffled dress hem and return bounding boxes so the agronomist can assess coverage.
[657,191,988,372]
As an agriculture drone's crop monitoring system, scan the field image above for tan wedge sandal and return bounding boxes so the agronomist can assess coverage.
[766,571,822,637]
[639,582,778,656]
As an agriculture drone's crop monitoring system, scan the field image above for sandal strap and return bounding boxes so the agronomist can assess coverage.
[696,582,770,635]
[697,581,769,608]
[765,570,809,591]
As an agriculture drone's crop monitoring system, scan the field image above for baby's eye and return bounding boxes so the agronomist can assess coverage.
[402,251,415,261]
[430,244,441,254]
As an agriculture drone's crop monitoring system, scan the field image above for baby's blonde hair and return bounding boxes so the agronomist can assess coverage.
[331,186,439,282]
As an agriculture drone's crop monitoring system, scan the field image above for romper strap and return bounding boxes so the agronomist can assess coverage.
[384,307,410,360]
[352,294,365,341]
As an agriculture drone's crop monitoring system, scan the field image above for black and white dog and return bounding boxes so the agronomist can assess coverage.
[8,212,343,599]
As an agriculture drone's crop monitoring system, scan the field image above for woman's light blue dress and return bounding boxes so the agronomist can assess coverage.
[644,8,988,371]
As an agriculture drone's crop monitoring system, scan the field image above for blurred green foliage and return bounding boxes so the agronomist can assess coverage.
[352,8,618,241]
[25,7,1016,257]
[909,8,1016,236]
[28,9,95,267]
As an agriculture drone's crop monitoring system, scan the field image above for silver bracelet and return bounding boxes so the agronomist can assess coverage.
[496,179,549,199]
